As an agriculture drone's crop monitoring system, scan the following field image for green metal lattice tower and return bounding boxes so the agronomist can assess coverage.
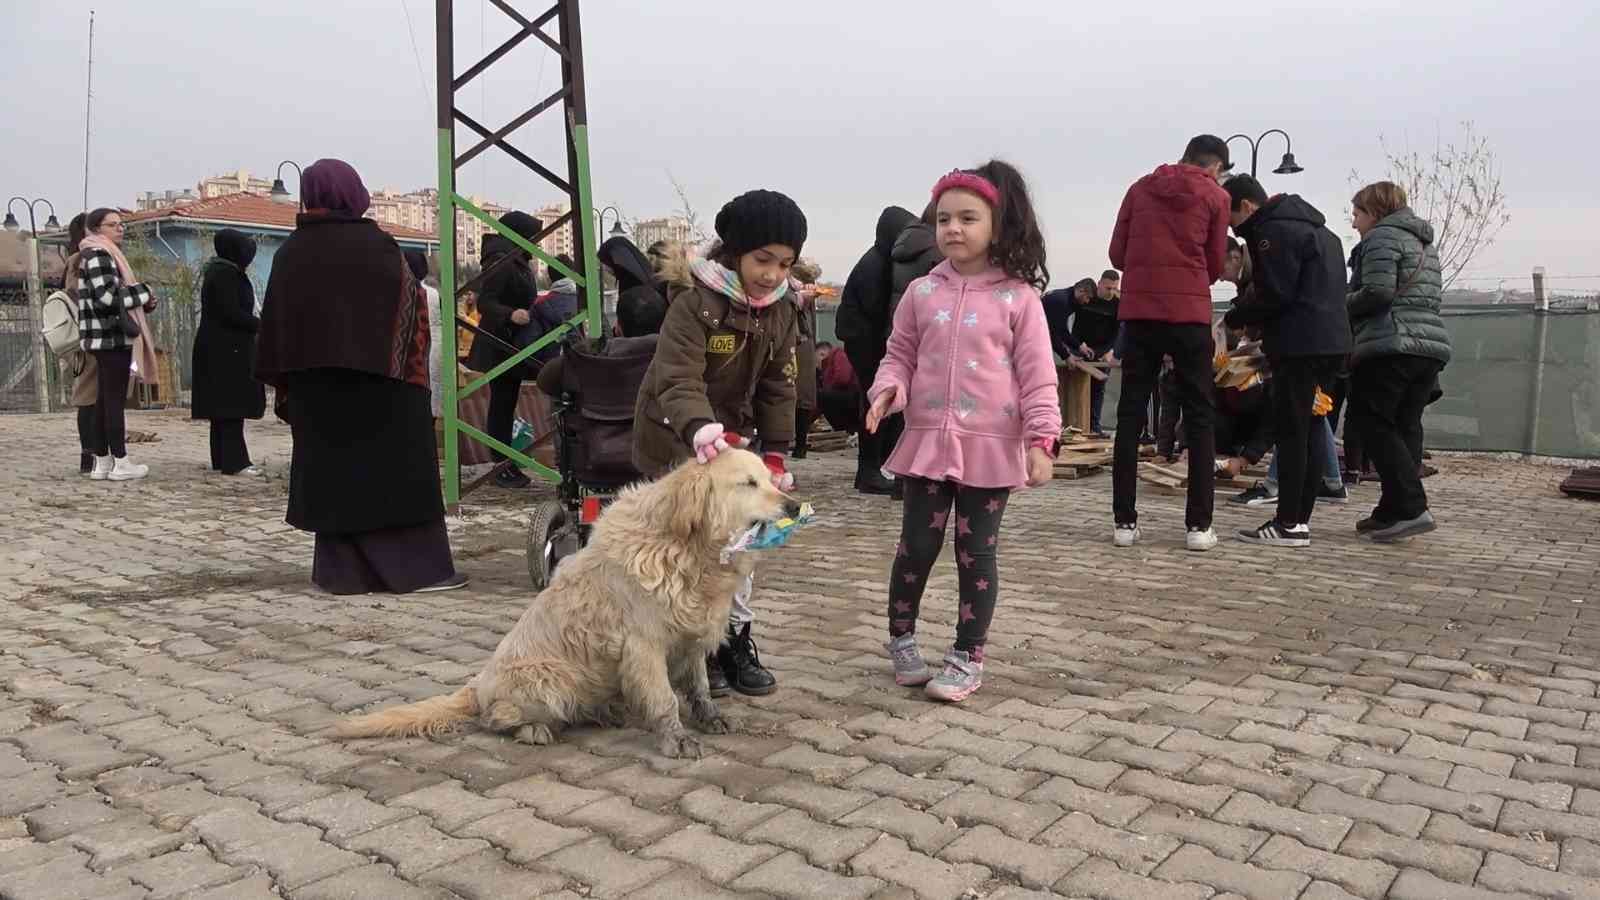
[435,0,603,508]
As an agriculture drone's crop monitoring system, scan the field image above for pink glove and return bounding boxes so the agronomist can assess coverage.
[692,423,748,463]
[763,453,795,492]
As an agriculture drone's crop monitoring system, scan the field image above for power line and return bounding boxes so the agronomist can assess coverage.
[398,0,432,109]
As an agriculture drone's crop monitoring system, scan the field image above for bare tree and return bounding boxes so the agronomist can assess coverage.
[666,170,710,245]
[1350,120,1510,289]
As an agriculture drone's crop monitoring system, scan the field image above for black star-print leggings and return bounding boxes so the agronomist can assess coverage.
[887,477,1011,662]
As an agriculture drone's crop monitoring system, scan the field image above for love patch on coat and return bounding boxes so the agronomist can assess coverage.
[707,333,737,354]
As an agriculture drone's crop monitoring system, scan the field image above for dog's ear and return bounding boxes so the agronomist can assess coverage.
[667,464,715,541]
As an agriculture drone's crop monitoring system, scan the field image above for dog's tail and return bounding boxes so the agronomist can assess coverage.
[332,685,478,739]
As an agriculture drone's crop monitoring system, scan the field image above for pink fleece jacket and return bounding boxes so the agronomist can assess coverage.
[869,261,1061,489]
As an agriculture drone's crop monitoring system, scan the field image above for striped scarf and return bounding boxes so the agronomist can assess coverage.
[690,258,787,310]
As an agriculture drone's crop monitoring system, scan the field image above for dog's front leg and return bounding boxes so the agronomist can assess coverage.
[672,648,729,736]
[621,639,703,759]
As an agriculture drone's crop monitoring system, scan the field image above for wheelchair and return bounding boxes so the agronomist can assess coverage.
[525,336,654,589]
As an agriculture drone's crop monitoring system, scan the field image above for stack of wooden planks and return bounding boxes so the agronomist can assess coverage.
[1137,460,1258,495]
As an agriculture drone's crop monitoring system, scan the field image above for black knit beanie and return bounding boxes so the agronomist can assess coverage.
[499,211,542,242]
[714,190,807,259]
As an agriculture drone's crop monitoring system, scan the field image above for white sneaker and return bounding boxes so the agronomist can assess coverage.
[1186,527,1219,552]
[89,456,113,480]
[108,457,149,482]
[1113,524,1141,548]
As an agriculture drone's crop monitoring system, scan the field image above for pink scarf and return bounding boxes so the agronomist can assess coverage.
[80,234,160,384]
[690,257,786,309]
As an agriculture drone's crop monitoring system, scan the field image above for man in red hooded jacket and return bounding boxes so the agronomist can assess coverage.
[1107,134,1232,552]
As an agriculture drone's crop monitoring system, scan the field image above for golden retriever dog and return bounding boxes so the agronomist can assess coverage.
[333,448,799,758]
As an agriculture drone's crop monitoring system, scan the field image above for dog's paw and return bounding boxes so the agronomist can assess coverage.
[515,723,556,745]
[689,698,730,734]
[658,730,705,759]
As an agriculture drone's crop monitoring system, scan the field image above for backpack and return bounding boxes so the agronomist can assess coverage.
[41,291,80,355]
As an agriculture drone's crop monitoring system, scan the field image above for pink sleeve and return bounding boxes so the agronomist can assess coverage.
[868,281,921,414]
[1012,287,1062,445]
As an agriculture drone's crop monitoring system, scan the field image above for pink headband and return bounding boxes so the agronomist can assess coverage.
[931,170,1000,208]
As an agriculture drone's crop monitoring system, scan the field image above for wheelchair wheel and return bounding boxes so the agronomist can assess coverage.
[526,501,568,590]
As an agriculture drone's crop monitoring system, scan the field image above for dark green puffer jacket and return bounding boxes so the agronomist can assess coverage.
[1346,208,1451,366]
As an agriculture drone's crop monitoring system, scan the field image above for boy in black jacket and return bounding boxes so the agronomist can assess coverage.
[1223,176,1352,547]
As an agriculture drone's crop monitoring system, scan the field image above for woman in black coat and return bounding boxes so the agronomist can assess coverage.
[464,211,542,489]
[191,229,267,474]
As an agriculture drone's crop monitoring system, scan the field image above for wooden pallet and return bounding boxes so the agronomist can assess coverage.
[1138,460,1256,494]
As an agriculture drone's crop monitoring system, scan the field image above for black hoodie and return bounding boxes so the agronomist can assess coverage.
[837,206,916,378]
[1226,194,1352,359]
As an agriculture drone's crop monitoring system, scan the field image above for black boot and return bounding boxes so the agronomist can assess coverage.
[705,653,731,698]
[855,470,895,495]
[717,622,777,696]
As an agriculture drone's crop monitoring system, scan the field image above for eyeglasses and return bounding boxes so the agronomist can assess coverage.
[104,221,125,229]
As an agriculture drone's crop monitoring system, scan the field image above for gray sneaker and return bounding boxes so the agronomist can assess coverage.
[1371,510,1436,543]
[884,633,931,686]
[925,649,983,702]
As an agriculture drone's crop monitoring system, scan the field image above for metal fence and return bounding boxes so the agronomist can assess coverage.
[816,304,1600,460]
[0,284,49,414]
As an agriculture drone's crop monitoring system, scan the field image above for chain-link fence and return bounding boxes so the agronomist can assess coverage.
[0,283,50,414]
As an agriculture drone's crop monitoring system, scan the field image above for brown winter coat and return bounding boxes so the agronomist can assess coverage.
[632,278,799,478]
[57,252,99,407]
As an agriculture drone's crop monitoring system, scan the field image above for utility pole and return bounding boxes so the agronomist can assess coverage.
[1526,266,1549,457]
[83,10,95,212]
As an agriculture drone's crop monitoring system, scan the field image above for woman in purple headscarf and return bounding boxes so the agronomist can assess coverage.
[257,158,467,595]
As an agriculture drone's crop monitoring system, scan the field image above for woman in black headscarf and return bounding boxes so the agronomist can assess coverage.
[192,229,267,475]
[256,158,466,595]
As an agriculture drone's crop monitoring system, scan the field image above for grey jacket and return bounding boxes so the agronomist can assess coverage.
[1347,208,1451,366]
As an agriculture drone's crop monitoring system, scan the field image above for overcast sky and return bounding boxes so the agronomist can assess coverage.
[5,1,1596,291]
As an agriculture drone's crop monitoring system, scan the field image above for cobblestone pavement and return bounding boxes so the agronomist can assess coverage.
[3,409,1600,899]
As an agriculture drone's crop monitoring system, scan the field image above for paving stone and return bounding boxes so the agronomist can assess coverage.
[560,795,681,850]
[1337,821,1483,884]
[389,779,516,832]
[539,835,677,898]
[338,815,488,879]
[847,834,989,900]
[415,848,570,899]
[223,772,341,815]
[1561,837,1600,879]
[62,817,191,871]
[1214,790,1353,851]
[458,808,588,863]
[1114,769,1234,815]
[1036,811,1182,875]
[1011,745,1124,789]
[107,845,245,899]
[765,743,874,785]
[1298,783,1430,838]
[1250,834,1398,898]
[755,779,873,821]
[278,789,415,842]
[1446,767,1573,812]
[676,785,786,838]
[1335,745,1453,787]
[287,862,449,899]
[638,823,781,883]
[1055,855,1215,900]
[1386,867,1537,900]
[24,795,132,842]
[583,763,700,809]
[1152,843,1311,900]
[1022,777,1149,828]
[1476,850,1600,898]
[837,796,960,854]
[0,851,148,900]
[1085,736,1201,776]
[623,868,761,900]
[931,786,1063,839]
[842,765,962,808]
[938,823,1083,889]
[732,849,884,899]
[747,807,878,867]
[1466,732,1579,766]
[9,723,147,780]
[1132,806,1269,862]
[1422,811,1560,869]
[1188,759,1311,807]
[1375,774,1503,829]
[486,774,611,816]
[934,754,1046,798]
[1401,733,1515,776]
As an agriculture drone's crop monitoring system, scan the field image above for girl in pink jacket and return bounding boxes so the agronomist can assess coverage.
[865,161,1061,702]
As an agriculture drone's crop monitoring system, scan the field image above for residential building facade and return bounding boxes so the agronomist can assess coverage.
[632,215,695,250]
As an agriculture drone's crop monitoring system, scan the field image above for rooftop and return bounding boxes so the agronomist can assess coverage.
[124,192,437,242]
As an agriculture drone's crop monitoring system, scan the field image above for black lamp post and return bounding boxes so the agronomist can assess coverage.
[594,205,625,238]
[1224,130,1304,179]
[268,160,304,207]
[4,197,62,235]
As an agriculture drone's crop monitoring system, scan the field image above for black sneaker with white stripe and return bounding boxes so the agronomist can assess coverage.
[1236,520,1311,548]
[1229,483,1276,507]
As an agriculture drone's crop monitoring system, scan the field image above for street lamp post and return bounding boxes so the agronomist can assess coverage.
[1224,130,1304,179]
[268,160,304,208]
[5,197,63,412]
[594,205,625,239]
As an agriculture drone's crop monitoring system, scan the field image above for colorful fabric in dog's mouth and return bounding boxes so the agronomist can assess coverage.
[722,503,816,558]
